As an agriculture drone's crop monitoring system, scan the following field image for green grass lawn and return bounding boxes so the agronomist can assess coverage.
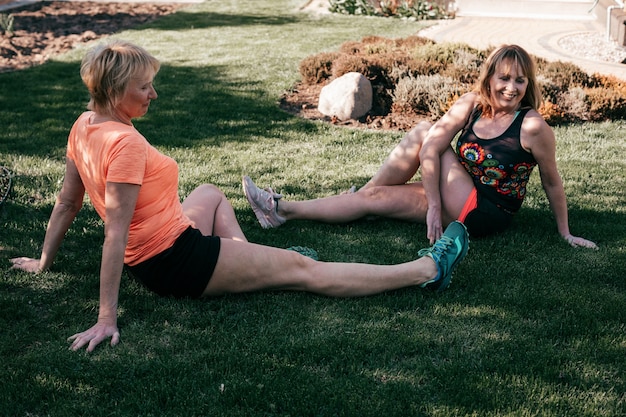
[1,1,625,416]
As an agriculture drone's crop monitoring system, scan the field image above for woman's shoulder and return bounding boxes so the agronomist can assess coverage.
[521,108,551,133]
[458,91,480,105]
[446,92,480,120]
[71,111,94,127]
[520,108,555,153]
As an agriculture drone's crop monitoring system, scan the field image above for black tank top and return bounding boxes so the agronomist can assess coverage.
[456,106,537,213]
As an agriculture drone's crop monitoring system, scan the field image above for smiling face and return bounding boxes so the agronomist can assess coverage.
[488,58,528,113]
[114,70,158,122]
[476,45,541,117]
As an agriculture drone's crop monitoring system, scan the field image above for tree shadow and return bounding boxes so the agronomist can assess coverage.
[0,59,320,158]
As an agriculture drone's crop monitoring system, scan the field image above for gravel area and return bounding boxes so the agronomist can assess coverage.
[558,31,626,64]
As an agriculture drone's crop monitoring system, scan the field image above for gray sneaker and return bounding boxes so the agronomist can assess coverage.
[242,176,286,229]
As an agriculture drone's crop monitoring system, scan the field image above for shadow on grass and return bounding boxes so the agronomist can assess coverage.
[0,60,318,158]
[1,198,625,415]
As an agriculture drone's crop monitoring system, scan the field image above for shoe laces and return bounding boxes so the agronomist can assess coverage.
[262,187,280,201]
[418,235,454,263]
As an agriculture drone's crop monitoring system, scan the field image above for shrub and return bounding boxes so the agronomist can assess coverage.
[331,54,370,78]
[329,0,377,15]
[412,42,459,65]
[363,53,410,86]
[299,52,340,84]
[539,100,566,125]
[295,35,626,124]
[537,60,593,90]
[537,75,561,104]
[390,74,422,115]
[401,56,443,76]
[391,73,467,119]
[393,35,435,49]
[439,47,483,83]
[339,40,368,55]
[593,74,626,94]
[557,87,590,122]
[395,0,448,19]
[585,86,626,120]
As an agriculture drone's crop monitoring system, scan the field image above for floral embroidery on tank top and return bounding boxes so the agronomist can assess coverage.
[456,107,537,211]
[458,141,535,200]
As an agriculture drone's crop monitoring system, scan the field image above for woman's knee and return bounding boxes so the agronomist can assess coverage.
[196,183,224,197]
[182,184,229,227]
[406,121,432,142]
[187,183,226,204]
[360,185,388,202]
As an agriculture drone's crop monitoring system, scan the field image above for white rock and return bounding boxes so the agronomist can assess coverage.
[318,72,372,121]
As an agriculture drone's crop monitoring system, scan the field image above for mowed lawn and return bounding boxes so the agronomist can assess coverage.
[0,1,625,416]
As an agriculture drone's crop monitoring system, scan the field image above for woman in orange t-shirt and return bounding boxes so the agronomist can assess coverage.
[11,40,469,353]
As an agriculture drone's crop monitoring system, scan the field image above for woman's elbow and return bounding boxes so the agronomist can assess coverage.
[56,198,83,216]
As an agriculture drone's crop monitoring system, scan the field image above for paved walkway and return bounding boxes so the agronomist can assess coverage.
[418,16,626,79]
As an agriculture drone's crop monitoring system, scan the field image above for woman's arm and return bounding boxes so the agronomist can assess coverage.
[522,112,598,249]
[11,158,85,272]
[419,92,477,243]
[68,181,141,352]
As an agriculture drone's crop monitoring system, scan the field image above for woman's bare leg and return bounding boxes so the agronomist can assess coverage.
[277,183,429,223]
[438,148,476,224]
[203,239,439,297]
[244,121,474,229]
[275,147,474,226]
[182,184,247,241]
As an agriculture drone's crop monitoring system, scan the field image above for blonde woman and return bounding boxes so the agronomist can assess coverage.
[10,40,469,352]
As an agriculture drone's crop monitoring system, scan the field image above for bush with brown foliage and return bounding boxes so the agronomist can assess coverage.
[296,35,626,125]
[299,52,341,85]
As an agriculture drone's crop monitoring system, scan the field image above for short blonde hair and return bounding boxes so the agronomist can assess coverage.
[80,40,160,115]
[475,44,542,116]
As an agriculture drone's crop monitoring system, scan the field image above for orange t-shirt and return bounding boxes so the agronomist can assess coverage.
[66,111,192,266]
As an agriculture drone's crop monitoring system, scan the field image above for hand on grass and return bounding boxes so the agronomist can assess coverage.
[10,257,42,273]
[564,234,598,249]
[68,321,120,352]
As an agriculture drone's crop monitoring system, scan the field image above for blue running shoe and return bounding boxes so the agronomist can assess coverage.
[418,221,469,292]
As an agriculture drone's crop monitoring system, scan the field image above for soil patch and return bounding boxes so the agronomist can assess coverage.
[0,0,188,72]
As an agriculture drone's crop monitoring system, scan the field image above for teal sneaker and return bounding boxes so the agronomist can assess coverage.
[287,246,319,261]
[418,221,469,292]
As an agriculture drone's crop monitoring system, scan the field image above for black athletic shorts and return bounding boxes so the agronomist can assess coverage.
[463,191,514,238]
[125,226,221,299]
